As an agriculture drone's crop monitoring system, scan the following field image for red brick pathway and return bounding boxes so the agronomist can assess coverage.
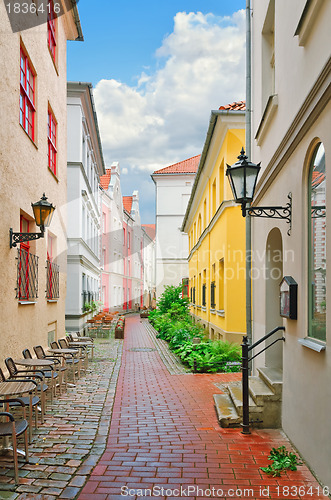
[79,315,325,500]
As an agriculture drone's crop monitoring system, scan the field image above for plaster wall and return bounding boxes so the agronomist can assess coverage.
[0,2,78,361]
[251,0,331,486]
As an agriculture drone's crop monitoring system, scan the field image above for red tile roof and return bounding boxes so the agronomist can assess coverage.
[153,155,201,175]
[142,224,156,241]
[123,196,133,213]
[219,100,246,111]
[312,170,325,188]
[100,169,111,190]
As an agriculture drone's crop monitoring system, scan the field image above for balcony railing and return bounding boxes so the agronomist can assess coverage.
[46,259,59,300]
[16,247,38,301]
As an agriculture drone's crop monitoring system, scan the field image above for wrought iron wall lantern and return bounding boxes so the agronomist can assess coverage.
[10,193,56,248]
[226,148,292,235]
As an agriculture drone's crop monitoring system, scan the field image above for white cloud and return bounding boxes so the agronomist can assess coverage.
[94,9,245,176]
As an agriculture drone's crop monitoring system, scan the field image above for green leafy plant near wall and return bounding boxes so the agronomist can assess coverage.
[260,446,303,477]
[149,285,241,373]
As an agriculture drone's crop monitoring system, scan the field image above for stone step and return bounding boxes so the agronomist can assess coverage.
[213,393,241,428]
[257,367,283,396]
[228,384,263,418]
[249,376,280,406]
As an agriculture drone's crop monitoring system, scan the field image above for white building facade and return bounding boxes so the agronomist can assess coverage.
[142,225,156,308]
[250,0,331,487]
[152,156,199,298]
[66,82,105,333]
[100,162,125,312]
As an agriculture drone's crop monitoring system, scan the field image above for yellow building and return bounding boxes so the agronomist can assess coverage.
[182,102,246,344]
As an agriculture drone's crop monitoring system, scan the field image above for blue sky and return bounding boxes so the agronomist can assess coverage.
[67,0,246,223]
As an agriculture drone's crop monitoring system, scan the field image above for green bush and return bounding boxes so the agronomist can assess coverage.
[149,284,241,373]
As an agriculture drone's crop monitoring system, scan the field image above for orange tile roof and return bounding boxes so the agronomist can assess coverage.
[312,170,325,188]
[153,155,201,175]
[142,224,156,240]
[123,196,133,213]
[219,100,246,111]
[100,169,111,190]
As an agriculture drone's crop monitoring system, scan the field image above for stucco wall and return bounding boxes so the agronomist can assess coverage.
[0,3,77,362]
[251,0,331,487]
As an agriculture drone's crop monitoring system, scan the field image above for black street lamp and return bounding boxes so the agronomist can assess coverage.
[226,148,292,235]
[10,193,56,248]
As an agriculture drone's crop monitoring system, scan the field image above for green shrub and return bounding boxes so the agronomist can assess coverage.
[150,284,241,373]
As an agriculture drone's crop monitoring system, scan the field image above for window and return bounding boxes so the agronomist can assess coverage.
[47,0,57,61]
[182,278,189,299]
[218,259,224,311]
[219,161,224,204]
[212,180,216,215]
[202,283,206,307]
[262,0,275,109]
[20,48,35,140]
[48,108,57,175]
[46,234,59,300]
[17,216,38,301]
[211,282,216,309]
[308,142,326,341]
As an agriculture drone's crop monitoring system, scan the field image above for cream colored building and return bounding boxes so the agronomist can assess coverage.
[0,2,82,360]
[250,0,331,487]
[151,156,200,298]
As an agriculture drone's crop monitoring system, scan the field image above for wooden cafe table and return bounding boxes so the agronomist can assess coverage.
[0,380,36,443]
[14,358,56,409]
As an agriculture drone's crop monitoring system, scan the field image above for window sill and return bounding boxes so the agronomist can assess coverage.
[298,337,326,352]
[196,305,201,310]
[201,306,206,312]
[216,309,225,317]
[48,167,59,182]
[47,299,59,303]
[294,0,322,46]
[255,94,278,145]
[210,308,216,314]
[20,124,38,149]
[18,301,37,305]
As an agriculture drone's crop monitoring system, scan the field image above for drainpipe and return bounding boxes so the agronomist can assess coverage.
[245,0,252,348]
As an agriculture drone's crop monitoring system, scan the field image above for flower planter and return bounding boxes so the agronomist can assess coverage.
[114,316,125,339]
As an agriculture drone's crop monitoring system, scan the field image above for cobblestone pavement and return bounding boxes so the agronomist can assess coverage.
[79,315,326,500]
[0,333,123,499]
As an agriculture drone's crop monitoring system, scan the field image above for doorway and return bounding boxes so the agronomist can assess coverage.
[265,227,283,371]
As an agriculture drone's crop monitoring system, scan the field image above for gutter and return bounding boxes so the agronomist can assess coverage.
[181,109,245,232]
[70,0,84,41]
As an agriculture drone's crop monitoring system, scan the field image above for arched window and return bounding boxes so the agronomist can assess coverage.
[308,142,326,341]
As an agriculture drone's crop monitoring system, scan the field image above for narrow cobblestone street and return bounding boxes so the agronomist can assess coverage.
[79,315,325,500]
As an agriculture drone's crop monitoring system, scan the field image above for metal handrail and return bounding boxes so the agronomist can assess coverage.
[241,326,285,435]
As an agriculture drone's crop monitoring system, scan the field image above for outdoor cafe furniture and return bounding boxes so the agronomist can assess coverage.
[4,358,48,427]
[21,349,59,398]
[66,335,91,367]
[0,368,39,439]
[68,332,94,359]
[0,411,29,484]
[58,338,86,376]
[32,345,67,392]
[17,353,57,401]
[48,343,80,383]
[0,377,37,443]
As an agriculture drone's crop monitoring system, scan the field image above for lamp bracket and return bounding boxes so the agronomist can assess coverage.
[245,192,292,236]
[10,227,45,248]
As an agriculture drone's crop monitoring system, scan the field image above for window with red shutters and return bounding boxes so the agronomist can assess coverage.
[20,48,35,140]
[48,108,57,175]
[47,0,57,61]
